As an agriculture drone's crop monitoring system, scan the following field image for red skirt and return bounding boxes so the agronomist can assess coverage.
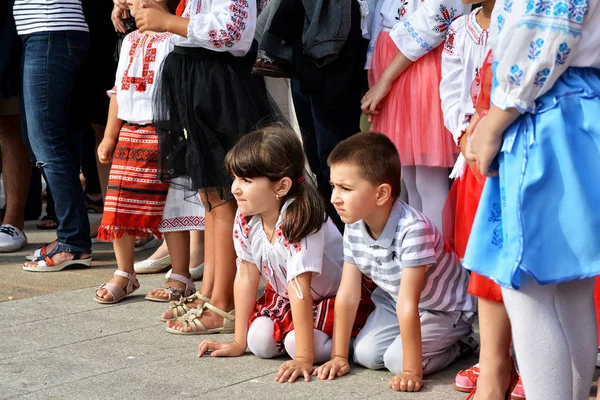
[444,166,503,302]
[249,277,378,352]
[97,124,170,241]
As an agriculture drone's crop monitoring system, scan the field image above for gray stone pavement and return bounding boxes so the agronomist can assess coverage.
[1,221,597,399]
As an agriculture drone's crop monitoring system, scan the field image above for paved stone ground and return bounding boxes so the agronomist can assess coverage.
[1,220,597,399]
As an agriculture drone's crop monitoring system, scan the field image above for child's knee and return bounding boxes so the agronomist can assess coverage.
[247,317,280,359]
[353,337,384,370]
[283,331,297,358]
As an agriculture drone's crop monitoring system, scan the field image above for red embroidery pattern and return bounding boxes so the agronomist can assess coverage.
[207,0,249,48]
[121,32,170,93]
[398,1,409,18]
[443,26,456,55]
[433,5,459,35]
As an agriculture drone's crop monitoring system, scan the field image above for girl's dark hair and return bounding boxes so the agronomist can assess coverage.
[225,124,327,244]
[166,0,180,13]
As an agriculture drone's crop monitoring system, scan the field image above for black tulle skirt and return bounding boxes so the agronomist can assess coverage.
[153,46,278,209]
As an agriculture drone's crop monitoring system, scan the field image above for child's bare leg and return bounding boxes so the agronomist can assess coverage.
[189,229,205,268]
[96,234,136,301]
[170,192,235,332]
[147,231,191,300]
[163,206,213,322]
[473,298,513,400]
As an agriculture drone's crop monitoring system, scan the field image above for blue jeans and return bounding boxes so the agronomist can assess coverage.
[21,31,91,252]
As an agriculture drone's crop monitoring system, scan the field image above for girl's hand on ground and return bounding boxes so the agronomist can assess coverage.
[135,7,170,33]
[97,138,116,164]
[389,372,423,392]
[467,115,504,176]
[361,78,392,122]
[275,360,313,383]
[312,357,350,380]
[197,339,246,357]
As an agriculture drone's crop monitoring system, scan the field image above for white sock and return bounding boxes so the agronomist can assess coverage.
[415,166,449,232]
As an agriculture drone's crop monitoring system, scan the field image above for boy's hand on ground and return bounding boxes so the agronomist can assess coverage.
[197,339,246,358]
[97,138,116,164]
[312,357,351,380]
[276,360,313,383]
[389,372,423,392]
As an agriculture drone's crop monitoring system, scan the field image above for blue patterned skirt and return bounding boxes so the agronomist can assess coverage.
[463,67,600,289]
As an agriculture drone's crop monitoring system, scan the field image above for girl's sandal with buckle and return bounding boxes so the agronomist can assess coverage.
[145,273,196,303]
[165,303,235,335]
[94,270,140,304]
[160,291,211,321]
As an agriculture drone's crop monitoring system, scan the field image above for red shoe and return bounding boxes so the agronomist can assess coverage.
[453,364,480,392]
[510,377,526,400]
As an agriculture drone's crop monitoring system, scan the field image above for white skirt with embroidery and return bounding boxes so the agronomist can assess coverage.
[158,178,205,233]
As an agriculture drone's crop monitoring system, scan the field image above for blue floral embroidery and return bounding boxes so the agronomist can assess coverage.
[528,38,545,61]
[504,0,513,12]
[508,65,523,87]
[555,42,571,64]
[488,202,502,223]
[491,227,504,249]
[520,0,590,37]
[403,19,434,53]
[497,14,505,33]
[534,68,551,87]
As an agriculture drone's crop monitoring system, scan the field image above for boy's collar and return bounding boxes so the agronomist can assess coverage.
[360,199,402,248]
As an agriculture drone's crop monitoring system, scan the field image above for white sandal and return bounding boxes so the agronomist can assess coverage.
[94,270,140,304]
[145,273,196,303]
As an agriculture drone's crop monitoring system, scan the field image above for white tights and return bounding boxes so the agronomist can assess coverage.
[502,276,597,400]
[247,316,332,363]
[401,166,449,231]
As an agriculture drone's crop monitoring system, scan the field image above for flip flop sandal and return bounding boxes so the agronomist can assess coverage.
[165,303,235,335]
[25,241,57,261]
[94,270,140,304]
[23,245,92,272]
[145,273,196,303]
[36,214,58,230]
[160,291,211,321]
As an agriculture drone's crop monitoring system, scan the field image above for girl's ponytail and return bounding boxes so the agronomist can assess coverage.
[281,174,327,244]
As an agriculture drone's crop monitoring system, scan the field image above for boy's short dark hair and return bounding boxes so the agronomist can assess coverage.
[328,132,401,198]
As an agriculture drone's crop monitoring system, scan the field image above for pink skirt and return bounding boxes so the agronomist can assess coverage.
[369,32,457,168]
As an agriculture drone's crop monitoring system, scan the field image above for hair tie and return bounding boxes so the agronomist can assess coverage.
[297,176,306,184]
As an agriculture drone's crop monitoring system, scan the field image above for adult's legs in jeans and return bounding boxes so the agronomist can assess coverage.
[21,31,91,265]
[473,298,513,400]
[0,113,31,231]
[502,276,596,400]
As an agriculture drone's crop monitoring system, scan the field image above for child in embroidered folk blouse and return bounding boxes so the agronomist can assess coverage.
[197,126,376,383]
[93,0,182,304]
[464,2,600,399]
[362,0,470,232]
[134,0,278,334]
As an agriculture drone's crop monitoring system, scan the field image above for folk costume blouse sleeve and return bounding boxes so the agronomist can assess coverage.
[388,0,470,62]
[183,0,256,56]
[440,16,472,146]
[233,211,256,266]
[284,226,326,283]
[491,0,595,113]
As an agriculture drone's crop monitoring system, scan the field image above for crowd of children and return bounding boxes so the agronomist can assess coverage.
[12,0,600,398]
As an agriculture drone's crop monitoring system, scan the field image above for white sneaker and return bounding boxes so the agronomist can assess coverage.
[0,224,27,252]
